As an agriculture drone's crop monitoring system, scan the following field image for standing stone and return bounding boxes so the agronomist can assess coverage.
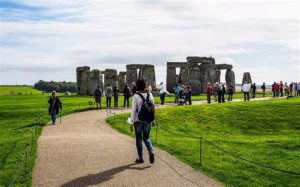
[179,67,188,84]
[126,68,137,86]
[225,69,235,93]
[104,69,118,87]
[188,68,201,94]
[87,69,102,95]
[166,67,176,92]
[242,72,252,84]
[118,72,126,92]
[140,65,156,90]
[76,66,90,95]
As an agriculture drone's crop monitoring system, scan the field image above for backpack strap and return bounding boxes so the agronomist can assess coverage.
[137,93,146,103]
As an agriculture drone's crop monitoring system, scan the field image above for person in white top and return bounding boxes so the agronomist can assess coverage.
[130,79,155,164]
[242,81,251,101]
[159,82,167,105]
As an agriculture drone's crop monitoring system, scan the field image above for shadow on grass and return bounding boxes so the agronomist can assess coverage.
[61,163,151,187]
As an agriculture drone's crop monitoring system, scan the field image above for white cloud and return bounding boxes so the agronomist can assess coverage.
[0,0,299,85]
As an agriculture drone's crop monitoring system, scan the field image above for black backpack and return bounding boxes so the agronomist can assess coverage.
[95,88,102,97]
[137,93,155,122]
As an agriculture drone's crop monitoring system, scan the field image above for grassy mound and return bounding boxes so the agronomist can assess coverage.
[106,98,300,186]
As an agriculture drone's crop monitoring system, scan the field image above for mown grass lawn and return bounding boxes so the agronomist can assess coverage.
[0,85,274,186]
[106,98,300,186]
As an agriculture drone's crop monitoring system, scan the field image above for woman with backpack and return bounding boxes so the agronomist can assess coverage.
[130,79,155,164]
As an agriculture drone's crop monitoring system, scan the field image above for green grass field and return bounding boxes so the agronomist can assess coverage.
[0,85,276,186]
[106,98,300,186]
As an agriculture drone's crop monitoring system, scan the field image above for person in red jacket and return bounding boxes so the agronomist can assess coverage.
[274,82,280,98]
[206,83,213,104]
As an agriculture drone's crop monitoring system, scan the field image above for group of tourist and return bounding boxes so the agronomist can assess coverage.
[206,82,234,103]
[271,81,300,98]
[172,83,192,105]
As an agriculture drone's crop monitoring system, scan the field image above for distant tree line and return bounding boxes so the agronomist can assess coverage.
[34,80,77,93]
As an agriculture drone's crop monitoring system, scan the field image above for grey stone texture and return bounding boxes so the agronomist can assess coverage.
[76,66,103,95]
[126,64,156,90]
[225,69,236,93]
[104,69,118,87]
[118,72,127,91]
[167,56,235,94]
[242,72,252,84]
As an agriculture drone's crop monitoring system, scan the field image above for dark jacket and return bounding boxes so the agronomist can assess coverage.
[228,85,234,94]
[48,96,62,115]
[124,86,131,97]
[94,87,102,98]
[113,86,119,97]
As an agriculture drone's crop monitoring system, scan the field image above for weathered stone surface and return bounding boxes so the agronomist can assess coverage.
[179,67,188,84]
[166,67,176,92]
[188,68,201,94]
[76,66,103,95]
[214,64,233,70]
[226,69,235,93]
[242,72,252,84]
[104,69,118,87]
[126,64,156,90]
[118,72,126,91]
[167,56,234,93]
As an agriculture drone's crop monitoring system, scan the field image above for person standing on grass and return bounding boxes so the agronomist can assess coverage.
[213,83,218,102]
[94,85,102,110]
[104,84,113,108]
[297,82,300,96]
[242,81,250,101]
[206,83,213,103]
[261,82,266,97]
[48,91,62,125]
[274,82,280,98]
[123,84,131,108]
[293,82,298,97]
[186,85,192,105]
[272,82,276,98]
[280,81,284,97]
[251,83,257,98]
[289,82,293,96]
[159,82,167,105]
[284,82,289,96]
[173,84,180,103]
[113,83,119,108]
[221,84,226,103]
[228,82,234,101]
[216,82,222,103]
[130,79,155,164]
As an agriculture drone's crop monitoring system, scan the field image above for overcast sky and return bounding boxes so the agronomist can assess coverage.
[0,0,299,85]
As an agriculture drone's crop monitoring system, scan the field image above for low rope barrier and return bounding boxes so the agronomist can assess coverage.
[156,123,300,176]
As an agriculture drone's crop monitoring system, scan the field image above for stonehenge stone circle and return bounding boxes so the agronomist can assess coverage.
[242,72,252,84]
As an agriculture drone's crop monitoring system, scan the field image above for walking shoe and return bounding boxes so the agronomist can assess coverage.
[135,159,144,164]
[149,152,155,164]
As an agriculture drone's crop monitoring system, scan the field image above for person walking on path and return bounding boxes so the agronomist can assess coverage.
[280,81,284,97]
[251,83,257,98]
[242,81,251,101]
[284,82,289,96]
[159,82,167,105]
[130,79,155,164]
[104,84,113,108]
[221,84,226,103]
[94,85,102,110]
[206,83,213,104]
[227,82,234,101]
[113,83,119,108]
[123,84,131,108]
[48,91,62,125]
[261,82,266,97]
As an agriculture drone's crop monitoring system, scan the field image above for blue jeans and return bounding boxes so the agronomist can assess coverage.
[134,121,153,160]
[51,111,57,125]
